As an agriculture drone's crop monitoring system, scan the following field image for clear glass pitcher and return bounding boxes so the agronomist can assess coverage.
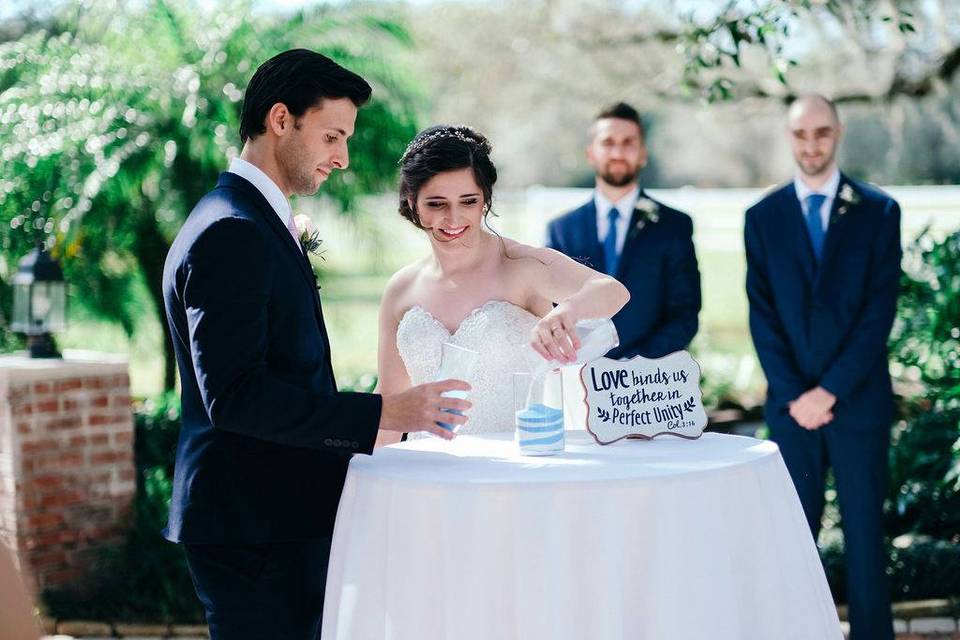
[524,317,620,376]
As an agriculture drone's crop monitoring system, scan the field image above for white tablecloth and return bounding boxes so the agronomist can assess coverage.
[322,432,841,640]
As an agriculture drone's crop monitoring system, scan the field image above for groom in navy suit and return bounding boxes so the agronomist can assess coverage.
[547,102,700,359]
[162,50,469,639]
[745,94,900,640]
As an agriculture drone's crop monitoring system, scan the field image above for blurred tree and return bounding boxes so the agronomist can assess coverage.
[0,0,420,389]
[407,0,959,188]
[886,229,960,540]
[574,0,944,104]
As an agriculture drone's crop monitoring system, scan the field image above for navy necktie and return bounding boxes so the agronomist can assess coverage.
[805,193,827,261]
[603,207,621,276]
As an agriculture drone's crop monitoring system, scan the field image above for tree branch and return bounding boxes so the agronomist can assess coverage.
[650,42,960,105]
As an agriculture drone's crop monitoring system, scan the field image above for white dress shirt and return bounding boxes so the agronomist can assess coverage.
[228,157,293,228]
[794,167,840,232]
[594,185,640,256]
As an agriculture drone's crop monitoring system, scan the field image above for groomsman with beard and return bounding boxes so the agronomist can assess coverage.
[744,93,900,640]
[547,102,701,359]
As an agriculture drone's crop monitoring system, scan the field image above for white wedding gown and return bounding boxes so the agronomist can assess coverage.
[396,300,539,437]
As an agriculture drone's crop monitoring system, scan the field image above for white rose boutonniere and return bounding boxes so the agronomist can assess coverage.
[836,184,861,218]
[294,213,325,258]
[629,196,661,238]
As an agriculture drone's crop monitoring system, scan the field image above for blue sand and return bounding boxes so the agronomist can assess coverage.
[517,421,563,433]
[518,431,565,446]
[515,403,563,424]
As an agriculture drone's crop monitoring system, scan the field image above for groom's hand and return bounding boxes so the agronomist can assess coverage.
[380,380,472,440]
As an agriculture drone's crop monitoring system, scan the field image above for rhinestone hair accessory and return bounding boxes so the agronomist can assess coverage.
[399,127,483,164]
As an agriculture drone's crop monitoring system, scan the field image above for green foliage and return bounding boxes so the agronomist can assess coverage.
[0,0,421,387]
[888,408,960,540]
[822,535,960,604]
[816,228,960,601]
[885,229,960,541]
[890,229,960,404]
[339,372,378,393]
[0,277,24,351]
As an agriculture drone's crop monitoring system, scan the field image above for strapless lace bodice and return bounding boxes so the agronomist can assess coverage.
[396,300,539,437]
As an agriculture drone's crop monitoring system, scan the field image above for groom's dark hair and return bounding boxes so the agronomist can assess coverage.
[239,49,372,143]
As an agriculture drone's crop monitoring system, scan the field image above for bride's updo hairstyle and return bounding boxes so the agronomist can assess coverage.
[398,125,498,229]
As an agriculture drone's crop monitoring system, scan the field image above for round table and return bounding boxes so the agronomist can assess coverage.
[322,431,842,640]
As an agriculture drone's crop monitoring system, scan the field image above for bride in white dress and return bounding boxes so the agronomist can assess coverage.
[376,126,629,444]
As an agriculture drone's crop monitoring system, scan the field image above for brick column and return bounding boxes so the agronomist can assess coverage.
[0,351,135,596]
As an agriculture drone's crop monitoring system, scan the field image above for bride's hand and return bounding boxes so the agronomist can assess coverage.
[531,303,581,364]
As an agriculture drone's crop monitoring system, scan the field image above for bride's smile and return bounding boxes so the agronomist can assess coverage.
[437,224,468,240]
[412,167,486,246]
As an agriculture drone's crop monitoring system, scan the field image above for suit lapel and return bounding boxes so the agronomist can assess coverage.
[576,200,605,272]
[817,173,857,279]
[219,173,325,326]
[615,191,649,280]
[780,184,817,285]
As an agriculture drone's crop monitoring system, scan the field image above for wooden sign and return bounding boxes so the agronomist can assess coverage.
[580,351,707,444]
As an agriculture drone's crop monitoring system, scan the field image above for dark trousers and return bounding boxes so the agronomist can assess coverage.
[184,538,332,640]
[771,424,893,640]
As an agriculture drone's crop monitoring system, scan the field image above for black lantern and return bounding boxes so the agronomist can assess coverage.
[11,243,66,358]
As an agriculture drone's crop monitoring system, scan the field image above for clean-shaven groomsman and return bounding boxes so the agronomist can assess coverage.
[745,93,900,640]
[547,102,701,359]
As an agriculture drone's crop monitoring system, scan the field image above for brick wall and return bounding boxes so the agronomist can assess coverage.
[0,353,135,595]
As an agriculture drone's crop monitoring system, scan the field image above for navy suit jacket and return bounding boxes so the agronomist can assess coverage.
[162,172,381,544]
[547,192,701,359]
[744,174,901,432]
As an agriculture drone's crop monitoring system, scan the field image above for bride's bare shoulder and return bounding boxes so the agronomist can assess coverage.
[382,259,431,321]
[500,238,565,268]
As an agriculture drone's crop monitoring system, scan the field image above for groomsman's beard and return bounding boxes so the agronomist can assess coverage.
[599,171,639,188]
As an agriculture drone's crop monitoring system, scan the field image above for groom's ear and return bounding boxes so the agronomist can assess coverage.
[266,103,293,137]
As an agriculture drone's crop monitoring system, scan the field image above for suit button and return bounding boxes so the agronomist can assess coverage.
[333,439,342,447]
[351,441,359,449]
[324,438,333,446]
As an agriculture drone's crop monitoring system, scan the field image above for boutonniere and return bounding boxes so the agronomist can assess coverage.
[836,184,861,218]
[294,214,325,259]
[629,197,660,238]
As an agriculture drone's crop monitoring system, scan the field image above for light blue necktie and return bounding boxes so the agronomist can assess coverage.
[603,208,621,276]
[805,194,827,262]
